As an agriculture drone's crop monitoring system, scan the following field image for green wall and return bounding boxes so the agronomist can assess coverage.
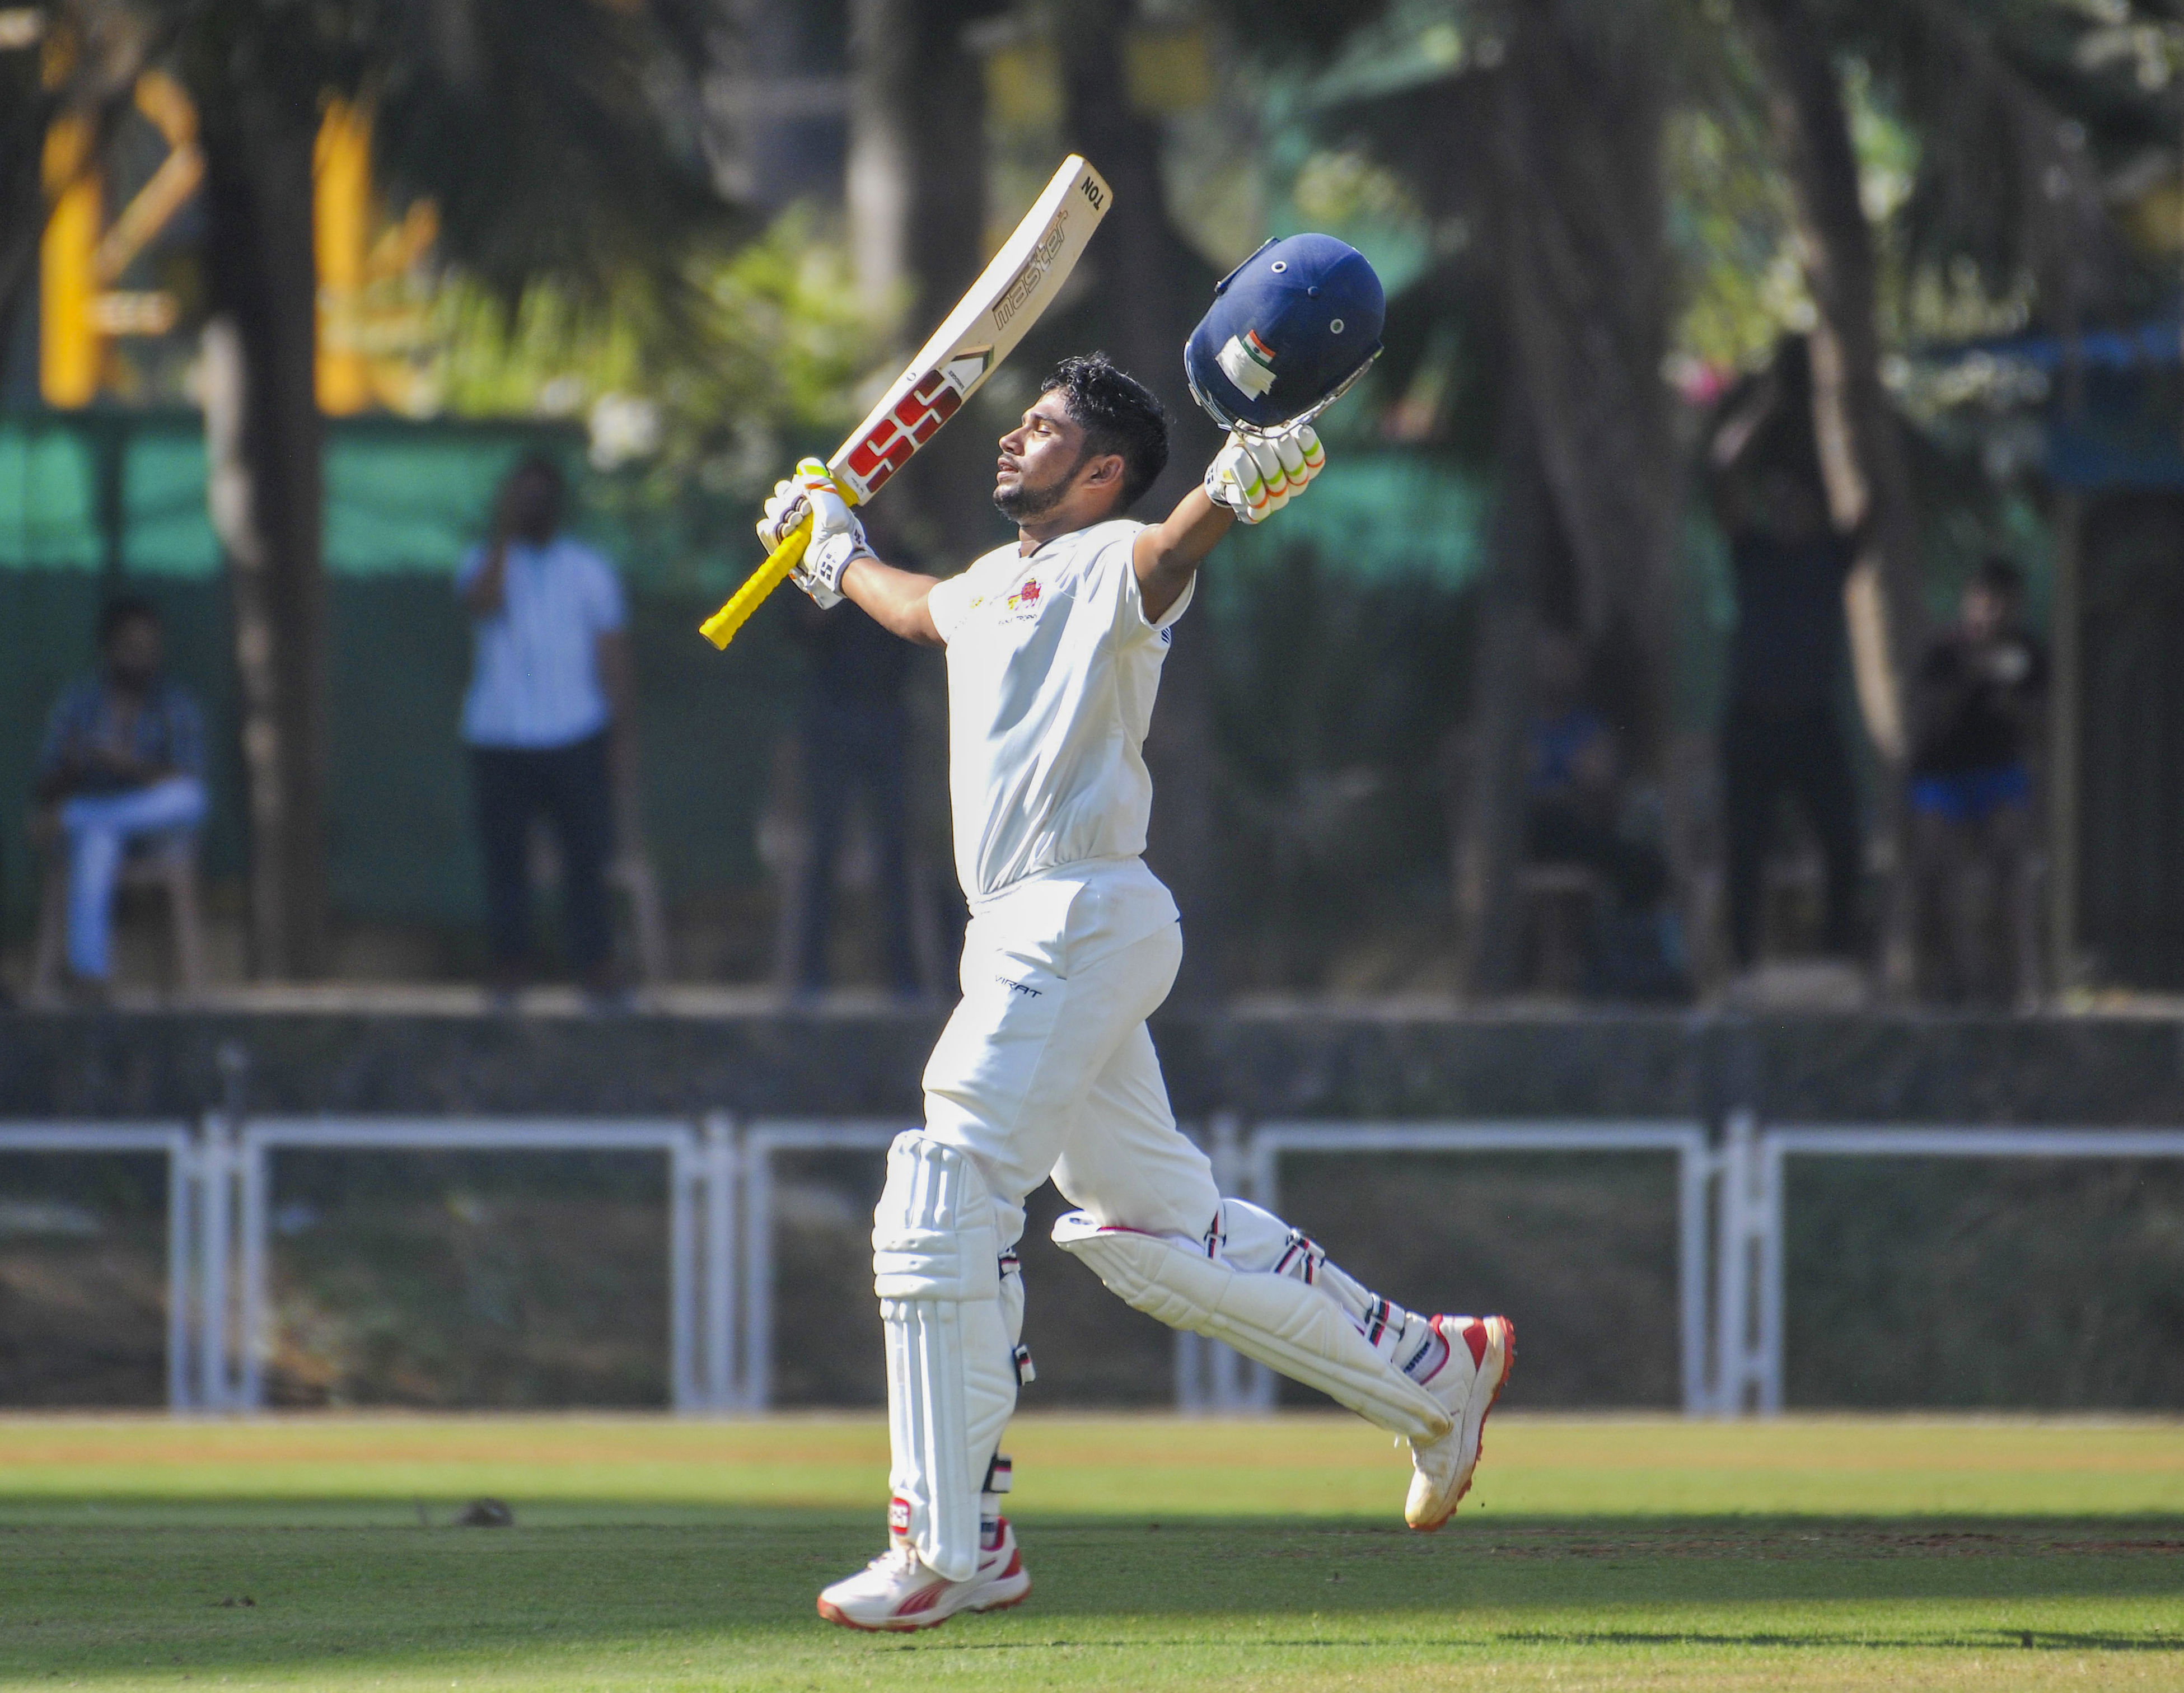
[2,410,1509,966]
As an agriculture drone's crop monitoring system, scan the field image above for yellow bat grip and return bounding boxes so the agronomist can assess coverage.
[699,518,811,649]
[701,476,862,650]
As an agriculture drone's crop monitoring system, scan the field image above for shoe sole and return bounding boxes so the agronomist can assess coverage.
[971,1573,1032,1614]
[816,1573,1030,1633]
[1408,1316,1516,1533]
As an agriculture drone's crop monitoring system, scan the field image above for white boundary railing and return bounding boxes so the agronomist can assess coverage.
[213,1116,731,1413]
[1721,1122,2184,1414]
[0,1122,198,1407]
[12,1111,2184,1418]
[736,1119,911,1411]
[1249,1120,1714,1415]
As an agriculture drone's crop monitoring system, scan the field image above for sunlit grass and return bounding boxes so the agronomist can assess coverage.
[0,1413,2177,1689]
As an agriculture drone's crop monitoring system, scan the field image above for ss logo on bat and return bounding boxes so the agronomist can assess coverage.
[844,368,965,494]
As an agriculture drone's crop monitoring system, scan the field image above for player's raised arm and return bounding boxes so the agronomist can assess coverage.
[1132,420,1326,623]
[759,459,944,646]
[839,557,945,647]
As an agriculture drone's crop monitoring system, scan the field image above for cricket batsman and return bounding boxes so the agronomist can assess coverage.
[759,235,1514,1631]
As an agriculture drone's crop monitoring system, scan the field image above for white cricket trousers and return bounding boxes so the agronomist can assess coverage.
[921,859,1218,1258]
[898,858,1451,1570]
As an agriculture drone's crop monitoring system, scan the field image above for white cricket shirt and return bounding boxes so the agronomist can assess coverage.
[927,517,1194,922]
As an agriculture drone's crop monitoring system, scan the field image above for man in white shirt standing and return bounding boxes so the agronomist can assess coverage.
[458,455,635,1008]
[768,352,1512,1632]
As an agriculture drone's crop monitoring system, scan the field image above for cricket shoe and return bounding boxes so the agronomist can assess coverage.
[816,1511,1030,1632]
[1404,1314,1515,1531]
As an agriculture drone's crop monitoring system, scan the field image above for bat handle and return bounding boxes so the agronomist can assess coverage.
[700,516,813,649]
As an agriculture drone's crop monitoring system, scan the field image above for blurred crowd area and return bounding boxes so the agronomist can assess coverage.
[8,0,2184,1009]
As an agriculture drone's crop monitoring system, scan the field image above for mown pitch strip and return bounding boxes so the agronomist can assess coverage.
[0,1414,2177,1690]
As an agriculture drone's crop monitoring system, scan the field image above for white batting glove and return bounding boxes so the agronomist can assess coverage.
[1204,422,1325,524]
[757,457,869,609]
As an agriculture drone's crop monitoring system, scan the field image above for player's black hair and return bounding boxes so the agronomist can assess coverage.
[1976,555,2024,600]
[1042,353,1170,509]
[98,594,160,646]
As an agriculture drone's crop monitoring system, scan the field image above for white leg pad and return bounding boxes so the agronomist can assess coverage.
[1051,1212,1454,1441]
[873,1132,1017,1582]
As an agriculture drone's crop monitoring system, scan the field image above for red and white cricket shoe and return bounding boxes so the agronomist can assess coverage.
[816,1512,1030,1632]
[1405,1314,1515,1531]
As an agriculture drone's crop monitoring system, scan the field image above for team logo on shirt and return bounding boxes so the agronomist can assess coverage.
[1006,579,1042,612]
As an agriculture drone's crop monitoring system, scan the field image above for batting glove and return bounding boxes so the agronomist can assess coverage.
[758,457,870,609]
[1204,422,1325,524]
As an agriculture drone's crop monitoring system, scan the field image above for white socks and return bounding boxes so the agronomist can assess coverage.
[1210,1199,1450,1384]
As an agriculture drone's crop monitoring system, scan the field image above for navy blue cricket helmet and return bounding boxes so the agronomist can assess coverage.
[1185,233,1385,433]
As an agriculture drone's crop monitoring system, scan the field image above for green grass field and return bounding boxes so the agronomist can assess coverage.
[0,1414,2178,1690]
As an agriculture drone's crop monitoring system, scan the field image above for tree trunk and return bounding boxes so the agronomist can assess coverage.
[198,97,329,979]
[1455,400,1551,995]
[1485,1,1680,767]
[1736,0,1927,989]
[845,0,914,325]
[855,0,996,562]
[1058,0,1227,999]
[902,0,997,560]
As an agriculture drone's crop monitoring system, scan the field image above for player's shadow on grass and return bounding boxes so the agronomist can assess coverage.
[891,1629,2184,1655]
[998,1513,2184,1617]
[1495,1629,2184,1653]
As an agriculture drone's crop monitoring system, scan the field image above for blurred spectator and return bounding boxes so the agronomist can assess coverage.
[1526,628,1681,995]
[1530,630,1633,886]
[458,456,634,1008]
[1910,559,2046,1005]
[32,597,206,995]
[1720,467,1862,969]
[784,516,918,998]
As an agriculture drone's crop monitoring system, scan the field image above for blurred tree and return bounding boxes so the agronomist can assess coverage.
[433,212,872,502]
[1232,0,2151,993]
[1273,0,1682,992]
[17,0,735,976]
[1055,0,1231,997]
[1468,1,1682,992]
[844,0,1008,559]
[1728,0,2122,987]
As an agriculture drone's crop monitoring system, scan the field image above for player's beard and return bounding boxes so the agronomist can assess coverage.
[993,449,1085,522]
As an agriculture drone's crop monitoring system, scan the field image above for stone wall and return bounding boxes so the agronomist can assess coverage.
[7,1007,2184,1125]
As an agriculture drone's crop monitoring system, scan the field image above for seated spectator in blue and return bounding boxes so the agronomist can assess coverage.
[1527,629,1663,904]
[1909,558,2046,1004]
[34,597,207,991]
[459,455,634,1007]
[1526,628,1681,996]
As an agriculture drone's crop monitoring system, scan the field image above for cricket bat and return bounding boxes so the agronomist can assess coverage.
[700,155,1114,648]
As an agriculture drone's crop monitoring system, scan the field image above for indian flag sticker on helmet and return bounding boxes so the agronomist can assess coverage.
[1186,233,1384,431]
[1216,329,1280,399]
